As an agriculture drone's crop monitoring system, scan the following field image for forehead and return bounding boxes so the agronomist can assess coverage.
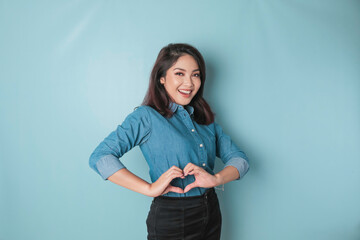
[171,54,199,70]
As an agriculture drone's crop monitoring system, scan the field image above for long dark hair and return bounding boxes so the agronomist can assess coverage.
[141,43,215,125]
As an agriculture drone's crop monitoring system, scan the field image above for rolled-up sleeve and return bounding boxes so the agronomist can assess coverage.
[89,106,152,180]
[214,121,249,180]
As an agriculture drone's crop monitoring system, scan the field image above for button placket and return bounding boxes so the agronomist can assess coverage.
[180,108,207,168]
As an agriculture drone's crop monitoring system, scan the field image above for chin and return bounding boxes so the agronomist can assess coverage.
[179,99,191,105]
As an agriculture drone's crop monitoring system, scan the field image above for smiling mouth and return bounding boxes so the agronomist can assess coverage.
[178,89,192,94]
[178,89,192,97]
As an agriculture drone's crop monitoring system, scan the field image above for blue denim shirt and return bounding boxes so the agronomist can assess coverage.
[89,101,249,197]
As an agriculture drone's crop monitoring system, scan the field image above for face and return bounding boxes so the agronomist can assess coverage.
[160,54,201,106]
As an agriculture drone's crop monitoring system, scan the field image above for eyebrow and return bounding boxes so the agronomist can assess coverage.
[173,68,200,72]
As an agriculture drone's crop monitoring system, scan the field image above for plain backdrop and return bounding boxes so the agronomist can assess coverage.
[1,0,359,239]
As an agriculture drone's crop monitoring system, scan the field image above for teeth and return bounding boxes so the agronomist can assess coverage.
[179,90,191,94]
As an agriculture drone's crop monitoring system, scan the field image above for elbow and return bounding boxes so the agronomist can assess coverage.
[237,157,250,180]
[89,153,99,174]
[242,159,250,178]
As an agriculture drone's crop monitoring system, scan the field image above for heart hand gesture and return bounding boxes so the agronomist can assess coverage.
[148,166,185,197]
[183,163,220,193]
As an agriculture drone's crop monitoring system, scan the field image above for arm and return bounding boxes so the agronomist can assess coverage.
[182,122,249,193]
[89,106,151,180]
[108,167,185,197]
[89,106,185,197]
[182,164,240,193]
[214,121,250,181]
[214,165,240,185]
[107,168,153,196]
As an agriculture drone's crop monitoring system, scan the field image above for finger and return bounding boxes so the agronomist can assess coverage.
[164,172,184,183]
[166,166,183,176]
[168,169,184,178]
[169,166,186,177]
[188,168,204,176]
[159,173,183,188]
[168,185,184,194]
[183,163,195,176]
[170,165,184,172]
[165,167,183,176]
[184,182,198,193]
[185,165,201,176]
[174,170,186,179]
[183,163,193,175]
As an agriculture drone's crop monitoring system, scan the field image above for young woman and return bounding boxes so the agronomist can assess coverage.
[89,43,250,240]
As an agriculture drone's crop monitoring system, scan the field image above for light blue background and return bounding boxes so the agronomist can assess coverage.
[1,0,359,239]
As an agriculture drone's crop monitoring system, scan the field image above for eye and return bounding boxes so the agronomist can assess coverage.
[193,73,201,77]
[175,72,184,76]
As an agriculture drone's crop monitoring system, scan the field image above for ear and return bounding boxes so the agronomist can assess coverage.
[160,77,165,85]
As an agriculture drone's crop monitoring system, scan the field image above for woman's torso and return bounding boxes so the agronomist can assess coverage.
[139,102,217,197]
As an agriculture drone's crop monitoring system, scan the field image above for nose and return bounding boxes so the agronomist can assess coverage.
[183,74,194,87]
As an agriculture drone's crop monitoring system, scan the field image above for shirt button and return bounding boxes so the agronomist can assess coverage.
[200,143,203,147]
[202,163,206,167]
[191,129,195,132]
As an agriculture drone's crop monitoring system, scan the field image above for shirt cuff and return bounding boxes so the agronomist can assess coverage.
[95,155,126,180]
[223,157,249,180]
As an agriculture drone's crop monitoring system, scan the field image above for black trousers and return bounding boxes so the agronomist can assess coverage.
[146,188,222,240]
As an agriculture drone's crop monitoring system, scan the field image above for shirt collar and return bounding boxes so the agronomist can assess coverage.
[169,101,194,116]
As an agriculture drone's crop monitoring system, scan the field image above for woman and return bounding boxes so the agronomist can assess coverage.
[89,43,250,240]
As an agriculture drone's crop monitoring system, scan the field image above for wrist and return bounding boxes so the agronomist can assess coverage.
[146,183,155,197]
[214,173,223,187]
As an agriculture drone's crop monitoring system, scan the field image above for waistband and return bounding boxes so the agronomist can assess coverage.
[153,188,216,206]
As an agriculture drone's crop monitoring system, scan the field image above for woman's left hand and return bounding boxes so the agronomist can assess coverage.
[183,163,220,193]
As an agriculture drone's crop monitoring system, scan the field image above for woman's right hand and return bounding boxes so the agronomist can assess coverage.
[148,166,185,197]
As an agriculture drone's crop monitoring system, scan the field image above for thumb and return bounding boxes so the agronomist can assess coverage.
[184,182,198,193]
[168,185,184,194]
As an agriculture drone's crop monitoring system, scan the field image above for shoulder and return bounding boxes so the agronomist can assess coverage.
[203,121,217,136]
[122,105,151,123]
[206,120,225,138]
[134,105,162,118]
[133,105,154,117]
[131,105,155,124]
